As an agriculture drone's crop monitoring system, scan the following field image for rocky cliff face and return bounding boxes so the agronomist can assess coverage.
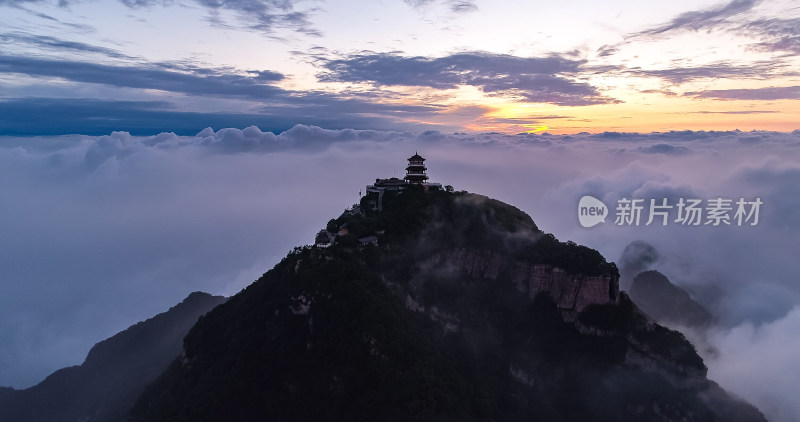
[129,188,766,422]
[430,247,618,313]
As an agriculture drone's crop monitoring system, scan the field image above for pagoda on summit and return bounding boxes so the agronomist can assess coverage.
[365,152,442,211]
[404,152,429,185]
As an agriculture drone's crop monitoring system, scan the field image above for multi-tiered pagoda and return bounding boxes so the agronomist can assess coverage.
[404,153,429,185]
[364,153,441,211]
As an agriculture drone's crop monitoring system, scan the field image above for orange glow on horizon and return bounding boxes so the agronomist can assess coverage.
[437,95,800,134]
[352,83,800,135]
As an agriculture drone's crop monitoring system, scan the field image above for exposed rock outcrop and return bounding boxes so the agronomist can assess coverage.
[128,189,766,422]
[430,247,619,313]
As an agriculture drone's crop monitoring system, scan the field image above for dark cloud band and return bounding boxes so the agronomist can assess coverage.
[319,52,619,106]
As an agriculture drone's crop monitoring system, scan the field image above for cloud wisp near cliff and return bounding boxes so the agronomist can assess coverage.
[1,127,799,422]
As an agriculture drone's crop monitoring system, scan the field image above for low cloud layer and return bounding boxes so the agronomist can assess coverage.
[618,237,800,422]
[706,307,800,422]
[0,126,798,421]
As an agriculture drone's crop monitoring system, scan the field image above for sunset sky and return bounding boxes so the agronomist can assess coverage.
[1,0,798,135]
[1,1,800,421]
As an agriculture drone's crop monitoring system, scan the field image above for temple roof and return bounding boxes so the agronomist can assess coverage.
[374,177,408,187]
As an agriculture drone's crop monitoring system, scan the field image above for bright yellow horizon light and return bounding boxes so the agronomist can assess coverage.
[457,92,800,134]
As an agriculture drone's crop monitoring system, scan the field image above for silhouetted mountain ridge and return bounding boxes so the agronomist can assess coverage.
[630,270,714,328]
[0,291,225,422]
[130,188,765,421]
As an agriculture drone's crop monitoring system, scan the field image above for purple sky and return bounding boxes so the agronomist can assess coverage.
[0,0,799,134]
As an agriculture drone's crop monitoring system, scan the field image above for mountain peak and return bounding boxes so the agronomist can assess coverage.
[0,292,225,422]
[630,270,714,327]
[130,187,765,421]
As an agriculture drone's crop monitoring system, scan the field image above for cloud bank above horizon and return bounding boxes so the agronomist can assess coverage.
[1,0,799,135]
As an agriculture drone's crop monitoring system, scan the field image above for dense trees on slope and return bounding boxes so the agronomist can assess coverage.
[131,190,763,422]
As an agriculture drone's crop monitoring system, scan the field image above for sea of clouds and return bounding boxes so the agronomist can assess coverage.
[1,126,798,420]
